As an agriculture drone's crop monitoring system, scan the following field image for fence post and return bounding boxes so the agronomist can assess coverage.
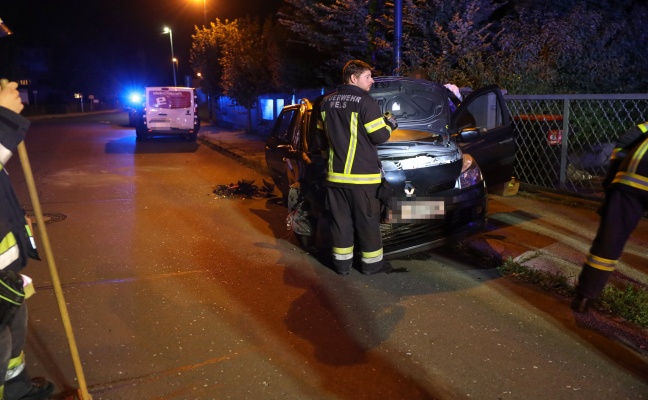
[559,98,571,190]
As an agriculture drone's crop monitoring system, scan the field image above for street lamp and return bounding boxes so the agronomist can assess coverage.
[163,26,177,87]
[195,0,207,25]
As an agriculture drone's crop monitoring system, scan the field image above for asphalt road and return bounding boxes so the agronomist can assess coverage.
[4,112,646,399]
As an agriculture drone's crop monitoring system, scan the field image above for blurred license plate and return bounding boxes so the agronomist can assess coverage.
[388,199,445,223]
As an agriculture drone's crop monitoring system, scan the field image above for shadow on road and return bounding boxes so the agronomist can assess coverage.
[105,136,199,154]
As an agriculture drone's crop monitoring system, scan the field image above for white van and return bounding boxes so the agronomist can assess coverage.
[136,86,200,141]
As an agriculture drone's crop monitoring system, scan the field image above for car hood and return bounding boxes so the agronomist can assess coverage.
[370,76,451,138]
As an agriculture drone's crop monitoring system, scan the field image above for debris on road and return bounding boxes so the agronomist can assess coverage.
[213,179,276,199]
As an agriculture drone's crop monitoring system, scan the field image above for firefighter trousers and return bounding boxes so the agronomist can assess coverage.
[576,187,648,299]
[0,303,33,400]
[325,186,384,274]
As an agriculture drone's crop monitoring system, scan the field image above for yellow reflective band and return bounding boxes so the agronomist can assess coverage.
[361,248,383,264]
[344,113,359,175]
[6,351,25,381]
[365,117,386,133]
[612,173,648,191]
[332,246,354,260]
[332,246,353,255]
[627,138,648,174]
[609,147,623,160]
[586,253,617,272]
[638,122,648,133]
[0,232,20,270]
[327,171,381,185]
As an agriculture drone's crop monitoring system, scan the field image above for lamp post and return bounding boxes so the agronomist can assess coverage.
[163,27,177,86]
[195,0,207,25]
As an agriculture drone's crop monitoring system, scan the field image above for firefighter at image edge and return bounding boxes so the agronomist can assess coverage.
[0,17,56,400]
[316,60,398,275]
[572,121,648,313]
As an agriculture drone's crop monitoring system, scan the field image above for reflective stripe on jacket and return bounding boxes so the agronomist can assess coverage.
[318,85,391,188]
[611,122,648,193]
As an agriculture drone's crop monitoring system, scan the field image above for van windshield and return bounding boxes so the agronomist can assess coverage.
[148,90,192,109]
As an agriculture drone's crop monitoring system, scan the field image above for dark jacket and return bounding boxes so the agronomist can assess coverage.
[0,106,36,272]
[607,122,648,194]
[316,84,392,188]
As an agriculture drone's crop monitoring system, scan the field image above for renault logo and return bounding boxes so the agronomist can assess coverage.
[404,182,416,197]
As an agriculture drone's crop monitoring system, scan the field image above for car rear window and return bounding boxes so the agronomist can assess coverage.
[148,90,192,109]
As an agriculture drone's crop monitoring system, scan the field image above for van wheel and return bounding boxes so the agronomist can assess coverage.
[136,124,147,141]
[185,133,197,141]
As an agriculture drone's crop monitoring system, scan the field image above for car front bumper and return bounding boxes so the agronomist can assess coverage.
[381,183,488,259]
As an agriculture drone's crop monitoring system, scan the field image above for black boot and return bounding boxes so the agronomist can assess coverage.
[362,261,393,275]
[571,293,593,313]
[18,377,55,400]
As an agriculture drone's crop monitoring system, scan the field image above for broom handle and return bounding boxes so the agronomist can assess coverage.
[16,143,92,400]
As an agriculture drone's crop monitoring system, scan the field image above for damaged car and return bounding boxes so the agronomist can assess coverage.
[265,76,516,258]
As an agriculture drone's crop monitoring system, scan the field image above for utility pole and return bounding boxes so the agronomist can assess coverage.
[393,0,402,75]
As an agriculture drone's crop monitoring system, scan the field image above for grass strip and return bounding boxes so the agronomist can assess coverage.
[497,258,648,328]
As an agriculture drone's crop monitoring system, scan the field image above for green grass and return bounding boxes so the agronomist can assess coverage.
[497,258,648,328]
[600,285,648,327]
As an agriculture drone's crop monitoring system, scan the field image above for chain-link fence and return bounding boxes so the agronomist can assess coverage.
[504,94,648,200]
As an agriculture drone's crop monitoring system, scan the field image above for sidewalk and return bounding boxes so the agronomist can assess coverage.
[197,124,648,293]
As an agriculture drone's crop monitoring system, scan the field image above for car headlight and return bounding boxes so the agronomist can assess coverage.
[456,154,483,189]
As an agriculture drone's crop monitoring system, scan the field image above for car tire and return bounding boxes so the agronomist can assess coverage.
[297,233,311,248]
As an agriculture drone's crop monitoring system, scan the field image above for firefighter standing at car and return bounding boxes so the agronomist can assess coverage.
[316,60,398,275]
[1,20,56,397]
[572,121,648,313]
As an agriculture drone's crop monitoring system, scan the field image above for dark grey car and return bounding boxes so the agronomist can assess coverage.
[265,76,515,258]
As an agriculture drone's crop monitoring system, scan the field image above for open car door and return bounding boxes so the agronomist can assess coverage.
[451,85,516,188]
[264,101,312,200]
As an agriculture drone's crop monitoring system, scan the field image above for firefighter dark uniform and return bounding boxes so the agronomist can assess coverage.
[317,84,394,274]
[0,104,54,399]
[572,122,648,312]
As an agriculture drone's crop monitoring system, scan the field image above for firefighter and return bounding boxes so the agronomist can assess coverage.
[316,60,398,275]
[1,19,56,398]
[572,121,648,313]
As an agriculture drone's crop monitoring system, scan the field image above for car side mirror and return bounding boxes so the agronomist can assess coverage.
[276,144,299,159]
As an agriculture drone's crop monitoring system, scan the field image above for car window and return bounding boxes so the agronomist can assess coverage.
[458,92,504,131]
[273,109,297,142]
[291,110,303,150]
[148,90,192,109]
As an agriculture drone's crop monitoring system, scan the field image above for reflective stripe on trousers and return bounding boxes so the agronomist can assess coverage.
[5,352,24,381]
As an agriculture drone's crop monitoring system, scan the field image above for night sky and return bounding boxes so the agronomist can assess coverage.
[1,0,283,98]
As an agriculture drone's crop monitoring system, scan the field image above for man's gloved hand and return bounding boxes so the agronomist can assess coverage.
[383,112,398,131]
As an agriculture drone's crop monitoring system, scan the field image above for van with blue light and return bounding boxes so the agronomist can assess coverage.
[135,86,200,141]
